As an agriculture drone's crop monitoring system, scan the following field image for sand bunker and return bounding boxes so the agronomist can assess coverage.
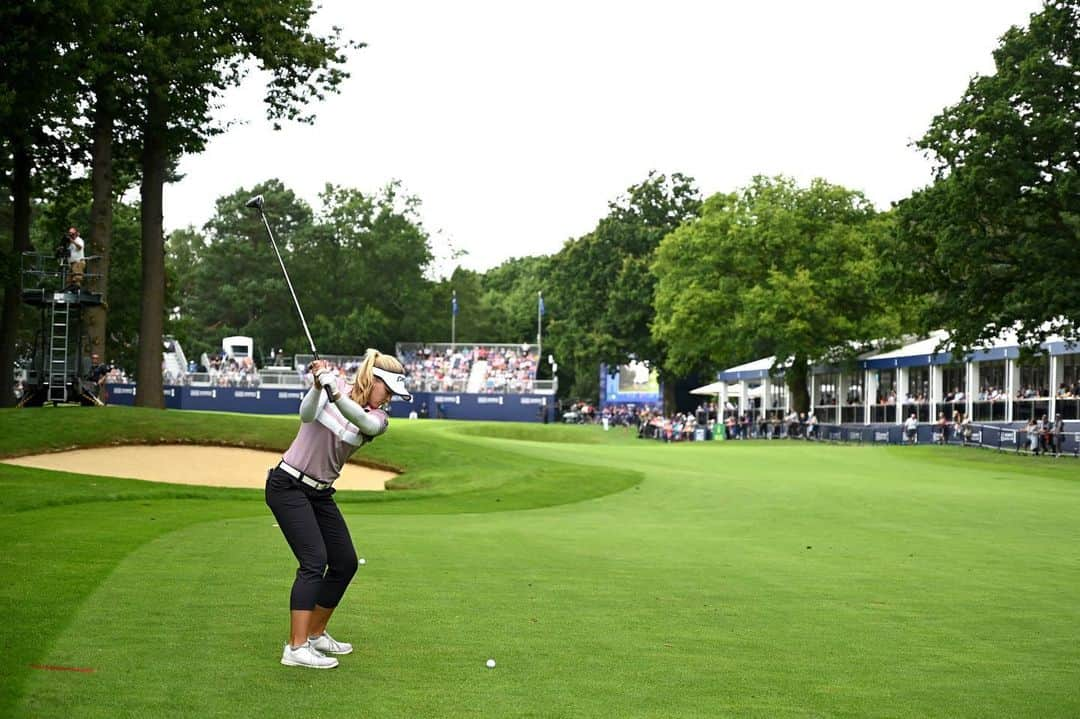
[1,446,396,491]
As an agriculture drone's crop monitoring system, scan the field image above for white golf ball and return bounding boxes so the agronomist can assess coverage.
[486,659,496,669]
[358,558,366,565]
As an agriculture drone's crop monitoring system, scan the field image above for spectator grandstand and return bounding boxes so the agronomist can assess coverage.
[152,338,555,398]
[396,343,546,395]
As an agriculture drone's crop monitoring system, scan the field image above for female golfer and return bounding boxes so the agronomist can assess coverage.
[267,349,411,669]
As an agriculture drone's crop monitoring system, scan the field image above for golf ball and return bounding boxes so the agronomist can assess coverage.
[358,558,366,565]
[486,659,496,669]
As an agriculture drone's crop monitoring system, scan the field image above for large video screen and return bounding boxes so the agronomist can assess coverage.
[602,361,661,405]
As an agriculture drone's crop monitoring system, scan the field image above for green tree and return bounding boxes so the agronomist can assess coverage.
[131,0,354,407]
[302,181,435,352]
[171,180,437,363]
[78,0,143,361]
[892,1,1079,351]
[0,2,80,404]
[480,255,553,356]
[653,176,899,413]
[175,180,315,361]
[547,171,701,403]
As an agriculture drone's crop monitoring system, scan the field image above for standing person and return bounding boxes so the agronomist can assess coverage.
[1052,414,1065,455]
[1038,414,1052,455]
[1025,417,1039,454]
[266,349,411,669]
[936,412,950,444]
[904,413,919,444]
[65,226,85,290]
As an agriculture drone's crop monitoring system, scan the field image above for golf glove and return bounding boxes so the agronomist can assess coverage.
[314,369,340,401]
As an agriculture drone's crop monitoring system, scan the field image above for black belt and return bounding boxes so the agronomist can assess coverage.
[277,460,333,490]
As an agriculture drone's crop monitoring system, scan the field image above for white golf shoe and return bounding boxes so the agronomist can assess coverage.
[309,632,353,655]
[281,641,339,669]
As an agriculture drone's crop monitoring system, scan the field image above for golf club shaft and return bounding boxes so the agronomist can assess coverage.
[255,207,336,402]
[258,211,319,359]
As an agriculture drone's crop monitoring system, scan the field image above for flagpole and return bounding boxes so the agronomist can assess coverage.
[451,289,456,349]
[537,290,543,370]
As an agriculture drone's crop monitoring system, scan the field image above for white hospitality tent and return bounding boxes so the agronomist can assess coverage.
[713,327,1080,425]
[689,380,726,397]
[695,356,780,416]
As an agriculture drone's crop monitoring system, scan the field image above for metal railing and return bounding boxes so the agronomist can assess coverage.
[21,251,102,291]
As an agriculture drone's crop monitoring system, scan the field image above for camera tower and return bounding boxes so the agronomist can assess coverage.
[18,251,104,406]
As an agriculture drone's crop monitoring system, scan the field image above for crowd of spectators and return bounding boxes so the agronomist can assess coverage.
[1058,381,1080,398]
[975,385,1007,401]
[401,346,471,391]
[103,367,130,384]
[201,353,260,387]
[478,346,537,393]
[400,344,538,394]
[716,411,821,440]
[628,403,717,442]
[296,357,366,388]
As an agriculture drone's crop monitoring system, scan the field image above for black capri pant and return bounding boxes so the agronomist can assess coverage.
[265,467,358,611]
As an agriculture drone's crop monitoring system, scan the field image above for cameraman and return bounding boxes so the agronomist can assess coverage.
[63,226,85,290]
[88,353,111,404]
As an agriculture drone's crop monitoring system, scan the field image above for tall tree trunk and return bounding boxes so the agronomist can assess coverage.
[86,87,114,361]
[0,143,33,407]
[786,356,811,414]
[662,374,676,414]
[135,84,167,409]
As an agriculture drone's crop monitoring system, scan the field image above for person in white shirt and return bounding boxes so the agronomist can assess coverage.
[904,413,919,444]
[66,226,85,289]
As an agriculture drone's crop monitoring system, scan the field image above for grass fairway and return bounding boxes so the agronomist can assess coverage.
[1,407,1079,718]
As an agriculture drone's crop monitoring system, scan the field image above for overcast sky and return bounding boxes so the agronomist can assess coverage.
[163,0,1044,273]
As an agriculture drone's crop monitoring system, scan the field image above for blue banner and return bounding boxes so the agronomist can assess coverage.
[105,385,555,422]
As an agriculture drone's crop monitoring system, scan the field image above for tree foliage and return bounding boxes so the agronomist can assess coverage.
[0,2,83,405]
[129,0,355,407]
[892,0,1080,351]
[653,176,899,411]
[546,171,701,401]
[169,180,436,363]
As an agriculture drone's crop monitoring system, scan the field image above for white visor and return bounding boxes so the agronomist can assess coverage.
[372,367,412,402]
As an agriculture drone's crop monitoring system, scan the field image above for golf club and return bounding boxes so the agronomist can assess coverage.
[246,194,332,398]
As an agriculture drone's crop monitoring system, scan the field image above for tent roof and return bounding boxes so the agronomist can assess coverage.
[690,381,725,396]
[861,328,1078,369]
[717,356,778,382]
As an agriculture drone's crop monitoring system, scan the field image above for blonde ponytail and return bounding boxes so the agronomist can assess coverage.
[350,348,406,406]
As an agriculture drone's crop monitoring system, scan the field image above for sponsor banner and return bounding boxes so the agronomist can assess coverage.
[102,385,555,422]
[402,392,552,422]
[105,384,182,408]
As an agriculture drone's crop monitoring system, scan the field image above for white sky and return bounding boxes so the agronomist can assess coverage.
[163,0,1044,273]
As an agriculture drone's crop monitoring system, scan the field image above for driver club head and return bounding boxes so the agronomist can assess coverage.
[245,194,265,210]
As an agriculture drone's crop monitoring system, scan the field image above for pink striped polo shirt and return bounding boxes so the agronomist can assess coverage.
[282,378,389,482]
